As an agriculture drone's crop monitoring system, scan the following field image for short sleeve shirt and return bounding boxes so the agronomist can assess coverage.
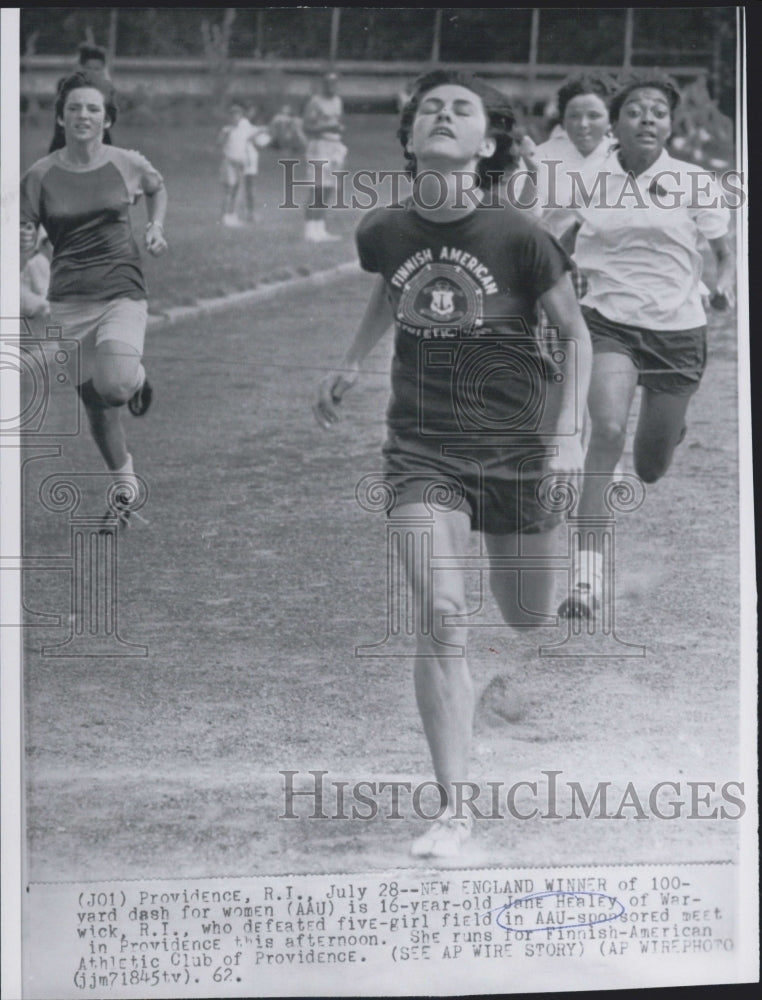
[303,94,343,139]
[20,146,163,302]
[529,130,615,239]
[356,201,571,437]
[572,148,730,329]
[221,118,256,164]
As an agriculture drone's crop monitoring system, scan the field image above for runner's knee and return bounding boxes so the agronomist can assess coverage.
[634,450,671,484]
[589,416,628,454]
[92,369,138,407]
[76,379,112,410]
[416,593,466,650]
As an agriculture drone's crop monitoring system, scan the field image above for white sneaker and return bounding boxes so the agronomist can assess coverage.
[410,812,473,859]
[223,213,244,228]
[557,581,599,620]
[305,220,340,242]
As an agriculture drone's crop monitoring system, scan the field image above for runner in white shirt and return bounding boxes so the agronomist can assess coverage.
[558,73,735,619]
[520,74,617,249]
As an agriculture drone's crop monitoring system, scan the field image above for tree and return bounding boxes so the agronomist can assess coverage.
[201,8,236,107]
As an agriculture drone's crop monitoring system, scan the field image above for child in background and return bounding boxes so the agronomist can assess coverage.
[217,101,255,228]
[242,105,271,223]
[269,104,306,155]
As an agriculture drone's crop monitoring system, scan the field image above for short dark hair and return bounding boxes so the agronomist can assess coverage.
[55,71,118,128]
[556,72,617,119]
[609,72,681,123]
[77,43,107,67]
[398,70,517,188]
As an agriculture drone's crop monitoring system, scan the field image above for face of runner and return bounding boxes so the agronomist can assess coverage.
[59,86,110,144]
[81,58,107,80]
[407,83,496,171]
[613,86,672,161]
[563,93,610,156]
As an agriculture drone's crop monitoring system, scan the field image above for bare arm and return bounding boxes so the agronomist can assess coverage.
[539,272,593,471]
[313,274,393,428]
[143,172,168,256]
[709,234,735,308]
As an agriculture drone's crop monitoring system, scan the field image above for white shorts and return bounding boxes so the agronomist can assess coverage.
[49,298,147,385]
[305,137,347,186]
[220,157,245,187]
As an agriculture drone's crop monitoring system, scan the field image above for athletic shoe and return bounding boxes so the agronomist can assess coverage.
[99,489,148,535]
[99,490,132,534]
[557,582,599,620]
[410,813,472,859]
[223,213,244,228]
[128,377,153,417]
[304,220,341,243]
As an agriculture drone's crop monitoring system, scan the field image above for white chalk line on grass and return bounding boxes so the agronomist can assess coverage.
[147,260,363,331]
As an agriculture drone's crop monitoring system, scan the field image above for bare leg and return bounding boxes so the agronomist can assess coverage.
[244,175,256,218]
[579,351,640,518]
[632,389,693,483]
[401,504,474,812]
[559,351,639,617]
[223,179,241,219]
[80,339,143,470]
[485,526,561,626]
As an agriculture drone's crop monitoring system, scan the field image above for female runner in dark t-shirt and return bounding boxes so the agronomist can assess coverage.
[314,71,592,859]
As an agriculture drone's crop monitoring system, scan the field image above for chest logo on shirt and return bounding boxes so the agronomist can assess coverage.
[397,263,483,331]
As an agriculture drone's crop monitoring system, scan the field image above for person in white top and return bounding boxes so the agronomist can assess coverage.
[218,101,257,227]
[558,73,735,619]
[520,73,617,256]
[242,105,271,223]
[302,72,347,242]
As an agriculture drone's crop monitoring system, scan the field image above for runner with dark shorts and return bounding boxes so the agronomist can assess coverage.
[315,70,592,859]
[558,73,735,619]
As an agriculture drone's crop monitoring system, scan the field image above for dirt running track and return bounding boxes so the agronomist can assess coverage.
[22,272,744,881]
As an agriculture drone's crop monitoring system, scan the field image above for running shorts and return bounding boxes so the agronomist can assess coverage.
[582,306,707,395]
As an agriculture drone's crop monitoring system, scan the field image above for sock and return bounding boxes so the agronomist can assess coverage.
[132,363,146,397]
[575,548,603,594]
[110,453,139,501]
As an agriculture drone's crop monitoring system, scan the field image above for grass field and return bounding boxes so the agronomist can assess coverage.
[21,114,403,313]
[19,117,746,880]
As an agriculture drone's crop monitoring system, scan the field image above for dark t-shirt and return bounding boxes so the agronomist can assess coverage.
[356,200,571,440]
[21,147,162,302]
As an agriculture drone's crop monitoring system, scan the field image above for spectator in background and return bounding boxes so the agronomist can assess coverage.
[50,44,115,153]
[217,100,256,228]
[396,80,415,114]
[75,43,113,87]
[302,72,346,243]
[242,105,272,224]
[669,76,734,170]
[269,103,306,156]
